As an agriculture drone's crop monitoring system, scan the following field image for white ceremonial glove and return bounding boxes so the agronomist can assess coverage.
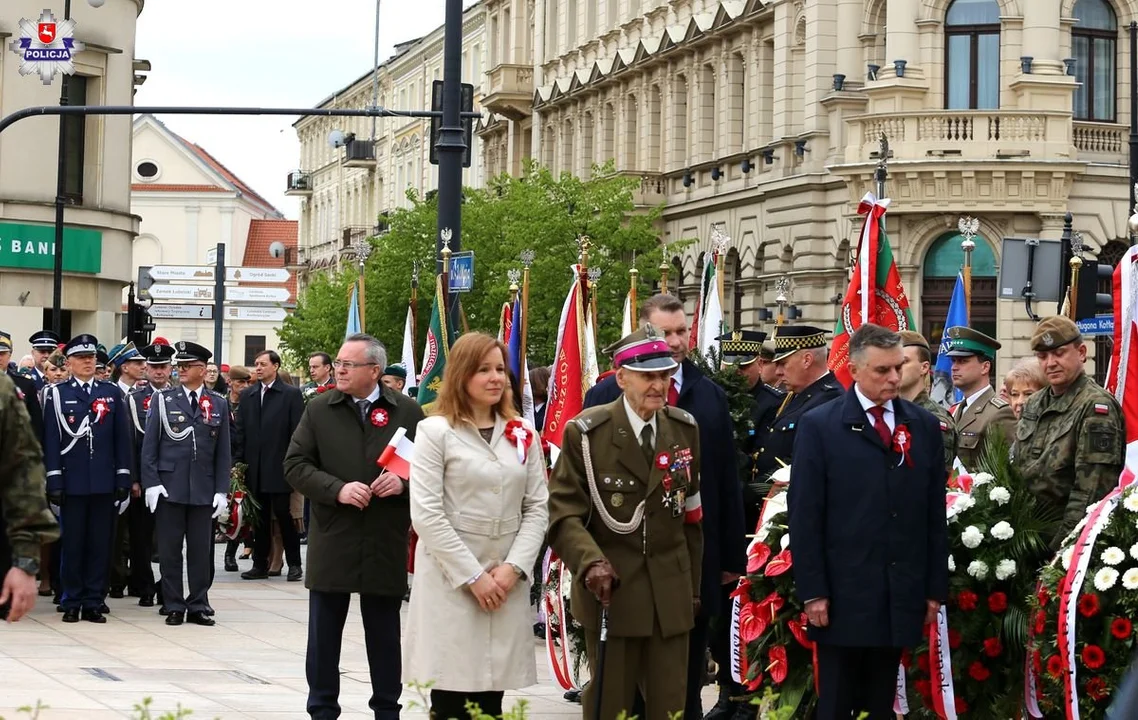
[116,494,130,516]
[212,493,228,520]
[145,485,168,514]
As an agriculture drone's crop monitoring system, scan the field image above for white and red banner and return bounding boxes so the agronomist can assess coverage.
[1106,246,1138,468]
[543,267,587,456]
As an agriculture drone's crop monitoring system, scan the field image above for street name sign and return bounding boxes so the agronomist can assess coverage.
[449,251,474,293]
[147,285,290,303]
[1076,315,1114,337]
[147,265,290,283]
[224,306,288,322]
[148,304,214,320]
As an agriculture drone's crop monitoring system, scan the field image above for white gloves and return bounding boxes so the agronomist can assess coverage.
[116,494,130,515]
[212,493,228,520]
[145,485,168,513]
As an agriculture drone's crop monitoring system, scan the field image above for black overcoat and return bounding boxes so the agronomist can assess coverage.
[234,381,304,494]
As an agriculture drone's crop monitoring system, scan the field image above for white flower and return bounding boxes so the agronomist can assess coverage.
[948,555,956,572]
[1095,567,1120,592]
[988,487,1011,506]
[770,466,792,485]
[780,533,791,551]
[1130,543,1138,562]
[967,560,989,580]
[990,521,1015,541]
[1123,568,1138,590]
[996,559,1017,580]
[1124,492,1138,513]
[972,472,995,486]
[956,495,976,513]
[1062,547,1074,570]
[961,526,984,549]
[1102,547,1126,566]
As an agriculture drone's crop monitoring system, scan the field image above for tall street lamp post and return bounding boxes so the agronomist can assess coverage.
[435,0,465,326]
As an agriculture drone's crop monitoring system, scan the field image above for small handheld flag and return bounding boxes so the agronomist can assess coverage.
[377,426,415,480]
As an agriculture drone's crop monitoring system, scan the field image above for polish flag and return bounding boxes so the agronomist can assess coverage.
[1107,246,1138,468]
[377,427,415,480]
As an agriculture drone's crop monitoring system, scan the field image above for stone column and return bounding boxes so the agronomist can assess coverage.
[1022,0,1063,75]
[885,0,919,77]
[835,0,862,86]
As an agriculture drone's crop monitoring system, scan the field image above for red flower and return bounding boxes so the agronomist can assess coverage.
[1086,677,1109,701]
[737,602,768,644]
[746,542,772,574]
[1082,645,1106,670]
[755,591,785,624]
[1047,655,1064,678]
[982,637,1003,658]
[1034,610,1047,635]
[768,645,789,684]
[957,589,979,611]
[914,678,931,696]
[729,578,752,600]
[317,385,330,393]
[745,667,763,691]
[955,697,968,714]
[988,592,1008,613]
[1037,586,1050,607]
[969,661,991,681]
[917,653,930,673]
[948,629,962,649]
[1078,593,1101,618]
[1113,617,1134,640]
[764,549,793,577]
[787,613,813,650]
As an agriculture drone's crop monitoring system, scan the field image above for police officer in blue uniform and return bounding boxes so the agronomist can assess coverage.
[126,342,176,607]
[27,330,61,391]
[141,341,231,627]
[42,334,132,623]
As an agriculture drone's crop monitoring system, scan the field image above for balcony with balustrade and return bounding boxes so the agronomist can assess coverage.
[483,64,534,121]
[285,170,312,196]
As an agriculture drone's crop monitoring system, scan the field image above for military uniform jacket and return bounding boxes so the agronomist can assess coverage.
[126,385,159,482]
[1013,373,1124,547]
[915,390,957,477]
[43,378,131,496]
[742,382,785,531]
[139,387,232,506]
[951,386,1016,471]
[754,372,843,478]
[547,400,703,639]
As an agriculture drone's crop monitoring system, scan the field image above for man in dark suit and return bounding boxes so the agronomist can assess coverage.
[235,349,305,581]
[583,293,745,719]
[789,324,948,719]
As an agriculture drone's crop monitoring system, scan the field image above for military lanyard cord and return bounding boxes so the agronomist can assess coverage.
[775,391,795,418]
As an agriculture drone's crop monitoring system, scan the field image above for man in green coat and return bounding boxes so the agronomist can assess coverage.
[284,333,425,720]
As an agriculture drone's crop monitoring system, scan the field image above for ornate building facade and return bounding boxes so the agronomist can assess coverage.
[479,0,1134,375]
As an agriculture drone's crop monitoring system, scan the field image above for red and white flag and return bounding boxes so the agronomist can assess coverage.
[377,426,415,480]
[1107,245,1138,468]
[543,267,587,460]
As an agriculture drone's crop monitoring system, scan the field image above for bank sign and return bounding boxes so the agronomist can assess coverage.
[0,222,102,274]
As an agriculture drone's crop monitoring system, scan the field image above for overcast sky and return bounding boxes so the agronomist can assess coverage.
[135,0,478,219]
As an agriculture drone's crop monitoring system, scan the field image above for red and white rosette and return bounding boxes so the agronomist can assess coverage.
[505,419,535,464]
[91,397,109,424]
[892,423,914,468]
[370,407,389,427]
[199,395,213,423]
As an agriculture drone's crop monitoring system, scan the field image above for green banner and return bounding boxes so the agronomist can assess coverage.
[416,275,454,407]
[0,222,102,274]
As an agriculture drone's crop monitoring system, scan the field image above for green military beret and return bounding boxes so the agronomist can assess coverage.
[944,326,1000,359]
[382,364,407,379]
[1031,316,1082,352]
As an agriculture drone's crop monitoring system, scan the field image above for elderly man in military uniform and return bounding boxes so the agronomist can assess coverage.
[943,327,1017,470]
[141,341,231,627]
[1013,316,1125,549]
[42,334,132,623]
[125,342,175,608]
[548,324,703,720]
[899,331,957,476]
[27,330,61,391]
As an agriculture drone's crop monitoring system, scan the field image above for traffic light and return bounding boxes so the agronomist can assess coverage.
[128,301,154,348]
[1073,259,1114,321]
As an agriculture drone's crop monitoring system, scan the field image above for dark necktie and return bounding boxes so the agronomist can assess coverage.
[955,398,968,421]
[667,379,679,406]
[640,423,655,465]
[189,390,199,414]
[81,382,90,396]
[868,405,891,446]
[357,399,370,424]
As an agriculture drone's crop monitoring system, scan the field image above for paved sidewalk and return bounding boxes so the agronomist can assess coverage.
[0,549,717,719]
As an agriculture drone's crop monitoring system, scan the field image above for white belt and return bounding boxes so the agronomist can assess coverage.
[447,512,521,538]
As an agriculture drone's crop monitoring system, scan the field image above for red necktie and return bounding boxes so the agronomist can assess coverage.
[667,378,679,406]
[868,405,891,447]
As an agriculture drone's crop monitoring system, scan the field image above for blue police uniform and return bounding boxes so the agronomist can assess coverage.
[28,330,61,392]
[42,334,132,622]
[141,341,231,625]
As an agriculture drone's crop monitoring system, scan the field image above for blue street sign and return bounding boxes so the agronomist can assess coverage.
[449,251,474,293]
[1076,315,1114,337]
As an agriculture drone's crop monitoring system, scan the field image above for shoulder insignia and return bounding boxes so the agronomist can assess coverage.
[989,396,1009,409]
[1094,402,1110,415]
[573,407,611,433]
[940,420,949,431]
[664,405,697,426]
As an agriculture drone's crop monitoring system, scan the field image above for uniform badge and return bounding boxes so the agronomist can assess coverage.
[1094,403,1110,415]
[67,414,75,424]
[1042,332,1054,347]
[611,492,624,508]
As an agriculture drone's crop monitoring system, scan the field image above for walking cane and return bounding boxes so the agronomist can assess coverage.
[592,606,610,720]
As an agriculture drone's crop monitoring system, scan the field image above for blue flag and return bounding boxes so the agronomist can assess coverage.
[931,272,967,407]
[507,298,523,381]
[345,282,362,339]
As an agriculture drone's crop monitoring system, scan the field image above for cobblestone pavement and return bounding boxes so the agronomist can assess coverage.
[0,548,718,719]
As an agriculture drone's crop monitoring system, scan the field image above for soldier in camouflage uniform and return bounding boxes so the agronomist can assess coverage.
[1012,316,1125,549]
[0,373,61,621]
[944,327,1017,470]
[899,331,957,475]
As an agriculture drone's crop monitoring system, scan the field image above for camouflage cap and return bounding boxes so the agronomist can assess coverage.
[899,330,929,351]
[1031,315,1082,352]
[944,327,1001,359]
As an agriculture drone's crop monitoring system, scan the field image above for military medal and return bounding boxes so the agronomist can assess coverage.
[611,492,624,508]
[370,407,389,427]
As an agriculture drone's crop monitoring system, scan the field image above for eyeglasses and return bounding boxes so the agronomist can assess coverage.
[176,363,205,370]
[332,360,377,370]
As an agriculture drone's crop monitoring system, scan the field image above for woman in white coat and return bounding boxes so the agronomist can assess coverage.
[404,333,549,719]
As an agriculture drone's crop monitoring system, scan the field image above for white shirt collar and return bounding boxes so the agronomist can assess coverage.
[854,384,895,429]
[671,362,684,393]
[118,380,133,394]
[964,386,990,410]
[353,384,382,404]
[622,396,657,442]
[183,384,204,400]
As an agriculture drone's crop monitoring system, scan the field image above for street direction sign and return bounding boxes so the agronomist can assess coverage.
[224,306,288,322]
[148,304,214,320]
[147,284,214,301]
[146,285,290,303]
[206,247,217,265]
[448,251,474,293]
[1076,315,1114,337]
[147,265,290,283]
[227,286,290,303]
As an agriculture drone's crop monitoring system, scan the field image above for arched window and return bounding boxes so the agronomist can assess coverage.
[1073,0,1117,122]
[945,0,1000,110]
[921,231,998,365]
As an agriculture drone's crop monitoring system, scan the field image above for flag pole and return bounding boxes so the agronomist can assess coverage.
[440,231,453,337]
[520,248,535,402]
[711,225,731,335]
[410,261,419,368]
[875,133,889,200]
[659,244,669,294]
[958,216,978,324]
[629,256,638,322]
[588,267,601,343]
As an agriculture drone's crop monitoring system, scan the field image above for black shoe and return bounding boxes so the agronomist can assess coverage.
[81,609,106,624]
[38,588,53,597]
[224,554,238,572]
[203,607,215,616]
[704,696,739,720]
[158,606,170,616]
[52,594,61,605]
[165,611,184,626]
[97,602,110,614]
[533,622,545,638]
[287,566,302,582]
[267,569,282,577]
[564,689,582,704]
[62,608,80,623]
[187,611,216,627]
[109,587,124,599]
[138,596,154,608]
[241,567,269,580]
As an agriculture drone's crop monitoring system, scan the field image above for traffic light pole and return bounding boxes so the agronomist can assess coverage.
[435,0,466,327]
[51,0,73,336]
[213,243,225,363]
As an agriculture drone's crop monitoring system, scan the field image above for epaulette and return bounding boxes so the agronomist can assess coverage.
[989,396,1009,409]
[573,406,611,433]
[664,405,697,426]
[763,384,787,398]
[128,385,148,396]
[207,388,226,400]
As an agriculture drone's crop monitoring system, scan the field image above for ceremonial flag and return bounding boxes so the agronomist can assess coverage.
[543,268,587,456]
[583,313,600,389]
[400,304,418,395]
[507,298,523,382]
[689,256,712,351]
[377,426,415,479]
[931,272,967,407]
[829,193,915,388]
[620,291,633,337]
[1107,246,1138,468]
[700,259,723,360]
[345,282,362,339]
[416,276,453,406]
[497,301,512,343]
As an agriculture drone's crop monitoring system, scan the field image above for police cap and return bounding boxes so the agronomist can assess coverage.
[717,329,767,366]
[29,330,61,350]
[172,341,212,364]
[140,343,176,365]
[771,325,828,362]
[65,334,99,357]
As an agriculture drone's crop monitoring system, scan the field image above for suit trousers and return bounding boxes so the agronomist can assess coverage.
[155,501,214,614]
[107,507,130,592]
[815,644,903,720]
[629,605,711,719]
[59,494,113,611]
[252,491,301,570]
[429,690,503,719]
[582,622,689,720]
[128,498,156,599]
[306,590,402,720]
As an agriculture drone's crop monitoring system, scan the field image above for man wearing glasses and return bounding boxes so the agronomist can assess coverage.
[140,341,231,627]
